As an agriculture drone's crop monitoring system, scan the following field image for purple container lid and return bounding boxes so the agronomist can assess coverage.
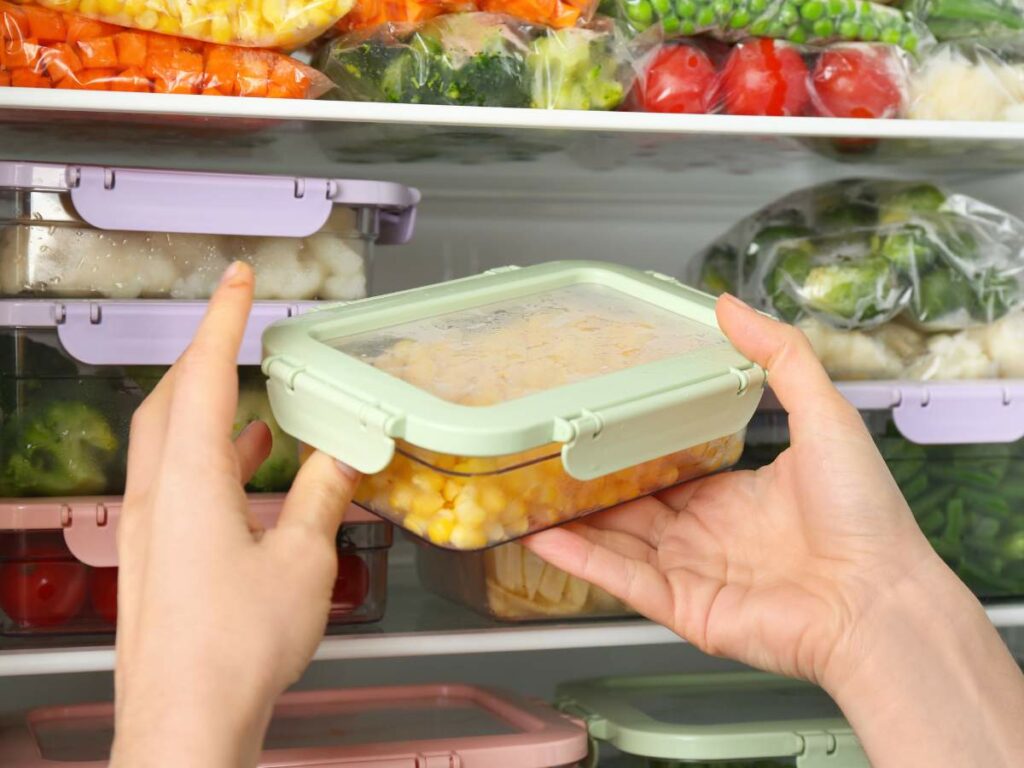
[0,299,320,366]
[759,381,1024,445]
[0,162,421,244]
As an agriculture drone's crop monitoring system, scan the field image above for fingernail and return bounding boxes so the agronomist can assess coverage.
[220,261,245,287]
[335,459,361,482]
[719,293,748,309]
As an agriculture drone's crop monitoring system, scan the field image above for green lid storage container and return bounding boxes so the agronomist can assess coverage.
[556,672,868,768]
[263,261,765,550]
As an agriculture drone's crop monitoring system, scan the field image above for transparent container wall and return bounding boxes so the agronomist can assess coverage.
[0,189,371,300]
[0,328,297,496]
[606,758,794,767]
[356,434,744,550]
[742,411,1024,600]
[0,522,391,636]
[415,540,634,621]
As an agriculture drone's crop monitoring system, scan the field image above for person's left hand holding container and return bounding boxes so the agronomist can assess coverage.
[109,262,361,768]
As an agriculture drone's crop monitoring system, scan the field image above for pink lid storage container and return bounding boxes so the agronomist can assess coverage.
[0,496,392,636]
[0,684,590,767]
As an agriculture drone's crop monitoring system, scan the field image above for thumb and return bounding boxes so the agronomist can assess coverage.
[715,294,862,438]
[277,451,361,540]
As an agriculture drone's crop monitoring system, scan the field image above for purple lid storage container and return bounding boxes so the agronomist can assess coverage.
[0,162,420,301]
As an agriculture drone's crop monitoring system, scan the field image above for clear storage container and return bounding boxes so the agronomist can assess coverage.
[556,671,868,767]
[0,300,314,497]
[0,684,589,766]
[264,262,764,550]
[0,162,419,300]
[415,540,634,621]
[0,496,391,636]
[743,382,1024,601]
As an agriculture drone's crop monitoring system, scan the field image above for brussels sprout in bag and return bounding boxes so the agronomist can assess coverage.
[690,179,1024,380]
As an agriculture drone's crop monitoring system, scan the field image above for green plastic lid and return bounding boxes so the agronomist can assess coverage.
[556,672,868,768]
[262,261,765,479]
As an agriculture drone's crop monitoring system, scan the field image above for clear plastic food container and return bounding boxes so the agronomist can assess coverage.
[416,541,633,621]
[0,496,391,636]
[0,162,420,300]
[557,672,868,767]
[0,684,589,766]
[743,381,1024,601]
[263,262,764,550]
[0,300,314,497]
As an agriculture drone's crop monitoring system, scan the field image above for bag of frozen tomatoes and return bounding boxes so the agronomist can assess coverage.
[629,36,911,118]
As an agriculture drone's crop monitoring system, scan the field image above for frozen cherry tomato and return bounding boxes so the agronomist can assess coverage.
[637,44,718,114]
[90,567,118,625]
[331,554,369,614]
[812,46,904,119]
[0,536,87,626]
[722,39,810,117]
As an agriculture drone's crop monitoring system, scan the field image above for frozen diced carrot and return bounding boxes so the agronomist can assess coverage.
[202,45,238,94]
[0,71,10,86]
[113,31,146,68]
[3,37,40,68]
[11,67,50,87]
[65,15,119,43]
[0,2,30,40]
[236,55,269,97]
[146,35,180,56]
[270,56,307,99]
[109,65,150,91]
[76,35,116,68]
[41,41,82,82]
[201,85,227,95]
[78,67,116,90]
[22,5,64,42]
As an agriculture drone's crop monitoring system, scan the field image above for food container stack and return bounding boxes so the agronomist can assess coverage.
[691,178,1024,602]
[0,684,591,766]
[0,161,420,636]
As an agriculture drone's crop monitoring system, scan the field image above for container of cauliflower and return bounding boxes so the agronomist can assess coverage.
[691,178,1024,381]
[0,162,421,301]
[263,262,764,550]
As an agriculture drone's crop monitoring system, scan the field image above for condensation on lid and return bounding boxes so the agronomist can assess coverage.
[333,282,730,406]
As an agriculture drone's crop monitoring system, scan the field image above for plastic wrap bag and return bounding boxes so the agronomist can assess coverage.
[335,0,598,33]
[0,2,331,95]
[691,179,1024,380]
[630,36,909,116]
[316,13,635,109]
[909,42,1024,121]
[10,0,353,48]
[901,0,1024,42]
[611,0,927,52]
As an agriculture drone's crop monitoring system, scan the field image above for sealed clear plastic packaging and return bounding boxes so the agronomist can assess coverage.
[631,36,909,117]
[691,179,1024,380]
[264,262,763,550]
[334,0,598,32]
[10,0,353,49]
[0,2,331,95]
[0,163,420,300]
[0,498,391,636]
[316,12,635,109]
[909,41,1024,121]
[612,0,926,52]
[416,540,633,620]
[902,0,1024,43]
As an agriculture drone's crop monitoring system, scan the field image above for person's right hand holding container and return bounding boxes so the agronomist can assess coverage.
[527,294,1024,767]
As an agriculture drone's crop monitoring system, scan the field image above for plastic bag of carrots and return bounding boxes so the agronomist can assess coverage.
[334,0,597,33]
[0,1,332,96]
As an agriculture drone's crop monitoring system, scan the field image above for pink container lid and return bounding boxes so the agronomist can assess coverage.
[0,684,588,767]
[0,496,384,568]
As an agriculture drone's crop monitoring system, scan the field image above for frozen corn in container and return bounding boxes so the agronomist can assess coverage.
[0,299,311,497]
[416,541,634,620]
[557,672,868,767]
[0,684,589,766]
[743,380,1024,601]
[0,162,420,300]
[0,496,391,636]
[264,261,764,550]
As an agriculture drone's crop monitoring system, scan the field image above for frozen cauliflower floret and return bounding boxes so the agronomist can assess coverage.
[906,332,997,380]
[910,47,1024,121]
[306,233,366,299]
[968,311,1024,378]
[798,318,906,380]
[249,238,324,300]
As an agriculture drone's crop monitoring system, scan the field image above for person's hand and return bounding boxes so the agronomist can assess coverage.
[526,294,1024,767]
[110,262,361,768]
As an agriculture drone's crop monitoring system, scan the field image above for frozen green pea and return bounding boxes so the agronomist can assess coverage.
[766,20,788,36]
[625,0,655,25]
[901,32,918,52]
[880,26,901,44]
[788,25,807,43]
[826,0,843,12]
[680,18,697,32]
[652,0,672,13]
[813,18,834,36]
[779,3,799,23]
[750,0,767,10]
[859,22,879,40]
[730,9,751,26]
[697,6,716,24]
[675,0,696,17]
[750,17,770,34]
[713,0,733,16]
[839,18,859,38]
[662,13,681,30]
[800,0,825,20]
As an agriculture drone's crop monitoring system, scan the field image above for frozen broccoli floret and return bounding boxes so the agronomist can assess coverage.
[911,267,979,325]
[746,224,815,261]
[234,382,300,493]
[817,202,878,231]
[879,184,947,225]
[801,257,902,324]
[875,226,940,273]
[974,270,1021,323]
[764,246,814,322]
[0,401,119,496]
[528,29,625,110]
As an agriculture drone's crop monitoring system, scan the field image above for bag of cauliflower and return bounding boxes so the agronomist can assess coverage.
[689,178,1024,381]
[910,42,1024,122]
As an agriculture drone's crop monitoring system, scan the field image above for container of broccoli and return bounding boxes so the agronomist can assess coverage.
[316,13,633,110]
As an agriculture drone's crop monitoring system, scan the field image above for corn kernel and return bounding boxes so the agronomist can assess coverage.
[403,515,429,536]
[97,0,121,14]
[412,472,445,494]
[450,525,488,549]
[411,491,445,518]
[479,485,507,516]
[388,483,416,511]
[454,498,486,527]
[442,479,462,502]
[78,0,99,13]
[136,9,159,28]
[155,15,181,34]
[427,511,455,545]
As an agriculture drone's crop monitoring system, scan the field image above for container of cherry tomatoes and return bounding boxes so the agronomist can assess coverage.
[630,36,910,119]
[0,495,392,636]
